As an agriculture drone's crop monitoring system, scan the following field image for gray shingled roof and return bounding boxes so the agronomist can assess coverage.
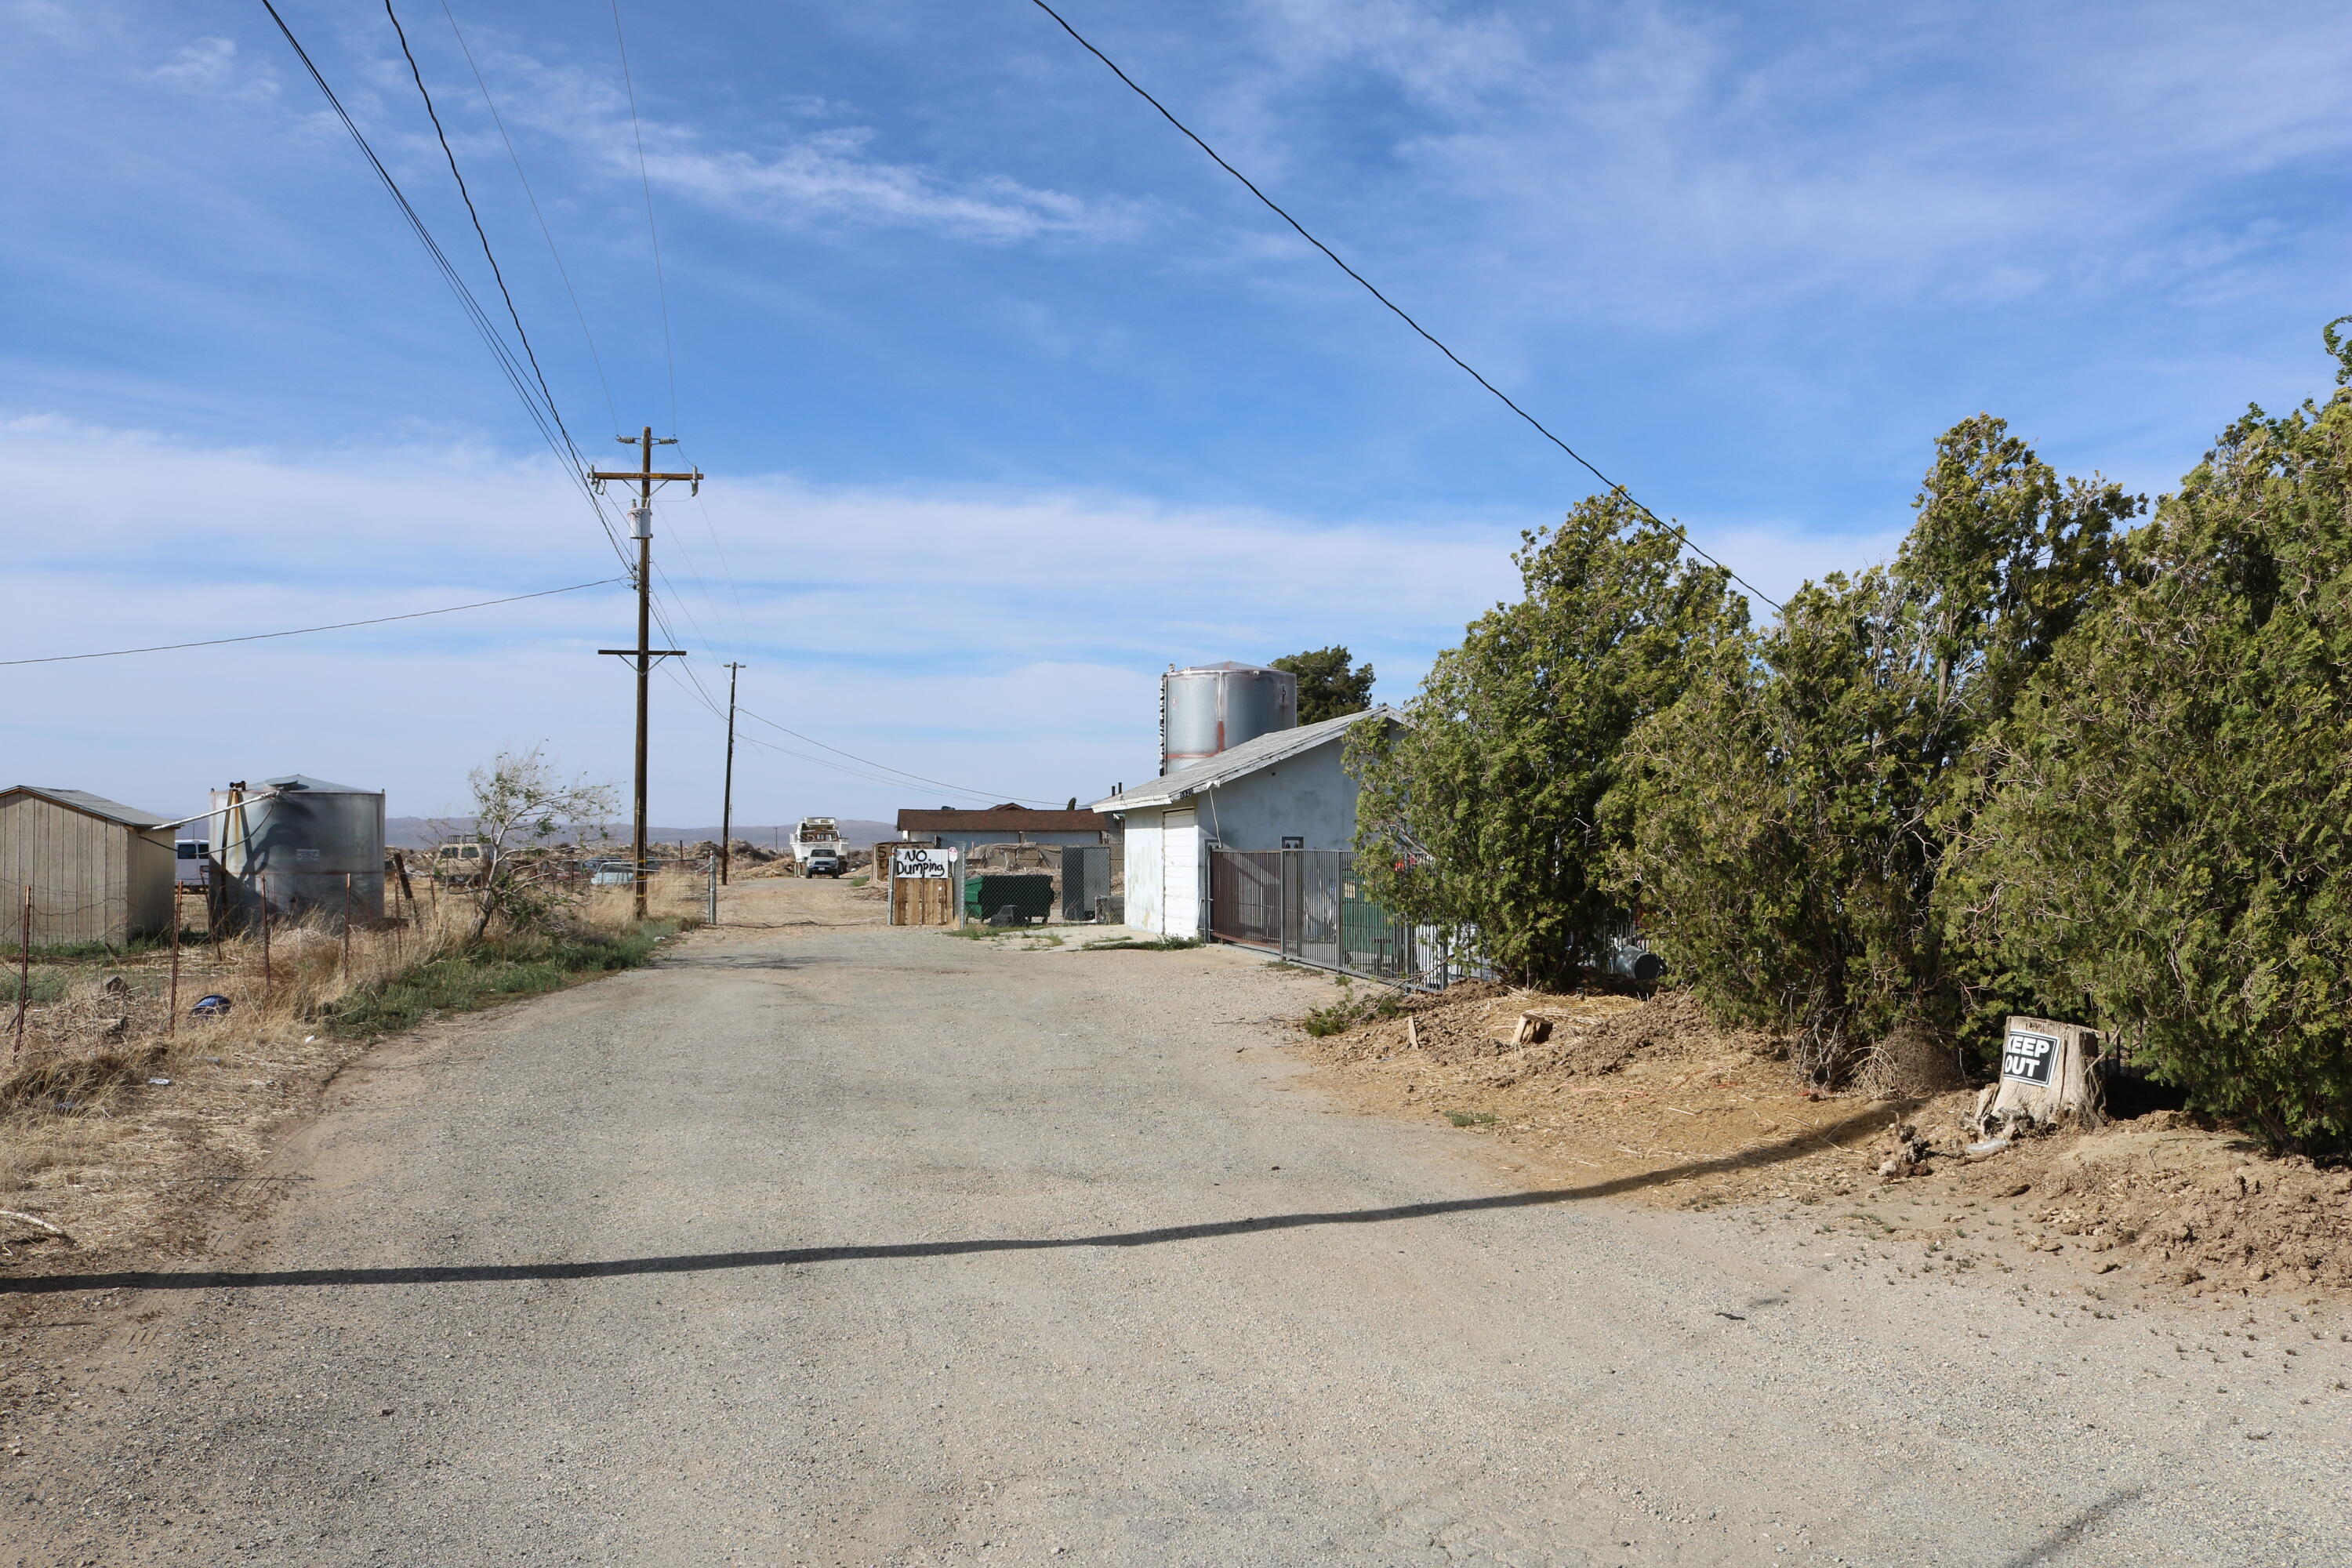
[2,786,173,829]
[1090,706,1399,813]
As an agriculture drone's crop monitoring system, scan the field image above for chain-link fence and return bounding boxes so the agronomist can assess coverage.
[1207,848,1454,986]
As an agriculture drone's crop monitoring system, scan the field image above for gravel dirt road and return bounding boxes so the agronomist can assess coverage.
[5,880,2349,1566]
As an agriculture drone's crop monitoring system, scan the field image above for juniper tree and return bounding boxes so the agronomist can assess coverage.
[1272,646,1375,725]
[1349,495,1740,988]
[1947,332,2352,1149]
[1612,416,2137,1080]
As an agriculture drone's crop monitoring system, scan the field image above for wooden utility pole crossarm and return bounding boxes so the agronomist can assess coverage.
[590,426,706,920]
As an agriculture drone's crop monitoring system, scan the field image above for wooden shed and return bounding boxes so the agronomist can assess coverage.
[1,786,178,948]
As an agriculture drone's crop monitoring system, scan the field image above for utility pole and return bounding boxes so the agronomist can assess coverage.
[593,426,700,920]
[720,662,745,885]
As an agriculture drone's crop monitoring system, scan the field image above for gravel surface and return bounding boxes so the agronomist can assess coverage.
[5,891,2350,1566]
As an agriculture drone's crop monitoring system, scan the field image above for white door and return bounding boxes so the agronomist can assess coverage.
[1160,808,1200,937]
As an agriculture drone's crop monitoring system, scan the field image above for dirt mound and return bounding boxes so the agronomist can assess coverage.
[1927,1114,2352,1294]
[1294,981,2352,1300]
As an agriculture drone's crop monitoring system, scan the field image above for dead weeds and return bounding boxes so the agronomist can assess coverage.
[0,873,706,1280]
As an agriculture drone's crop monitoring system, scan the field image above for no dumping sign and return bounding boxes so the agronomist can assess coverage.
[890,844,956,880]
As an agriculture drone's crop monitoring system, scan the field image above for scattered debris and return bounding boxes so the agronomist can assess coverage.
[1878,1123,1936,1181]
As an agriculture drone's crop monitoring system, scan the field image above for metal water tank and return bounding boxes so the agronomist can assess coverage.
[1160,662,1298,775]
[210,773,387,925]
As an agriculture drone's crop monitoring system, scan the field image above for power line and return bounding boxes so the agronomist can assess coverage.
[633,595,1060,807]
[384,0,578,469]
[608,0,680,434]
[1026,0,1780,614]
[260,0,634,573]
[0,579,622,666]
[437,0,625,434]
[732,703,1061,807]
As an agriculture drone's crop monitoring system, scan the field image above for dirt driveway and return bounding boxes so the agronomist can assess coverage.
[4,887,2349,1566]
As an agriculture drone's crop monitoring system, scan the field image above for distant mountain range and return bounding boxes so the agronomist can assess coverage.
[384,817,898,851]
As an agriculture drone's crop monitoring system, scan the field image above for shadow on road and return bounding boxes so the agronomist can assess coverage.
[0,1108,1895,1296]
[1998,1486,2147,1567]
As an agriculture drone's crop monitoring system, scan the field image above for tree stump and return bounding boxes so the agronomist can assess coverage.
[1985,1015,2104,1128]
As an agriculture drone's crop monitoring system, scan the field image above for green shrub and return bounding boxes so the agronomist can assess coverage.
[1350,493,1742,987]
[1949,346,2352,1149]
[1613,416,2136,1080]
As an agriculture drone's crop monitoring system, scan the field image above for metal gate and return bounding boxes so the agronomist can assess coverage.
[1208,848,1431,985]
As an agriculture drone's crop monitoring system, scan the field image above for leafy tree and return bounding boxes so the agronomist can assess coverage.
[1349,495,1742,987]
[1947,336,2352,1149]
[441,748,619,941]
[1272,645,1375,725]
[1613,417,2136,1080]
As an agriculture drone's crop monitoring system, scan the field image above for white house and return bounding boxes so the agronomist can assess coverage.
[1092,706,1399,938]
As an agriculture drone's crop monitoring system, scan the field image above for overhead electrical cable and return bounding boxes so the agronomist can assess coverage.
[670,437,756,658]
[0,579,623,666]
[437,0,625,434]
[1026,0,1780,613]
[384,0,579,470]
[260,0,634,572]
[732,705,1062,808]
[634,589,1063,807]
[608,0,681,434]
[647,662,1019,803]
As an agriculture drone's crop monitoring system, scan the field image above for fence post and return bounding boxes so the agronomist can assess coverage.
[169,895,181,1037]
[260,879,272,997]
[12,886,29,1063]
[342,873,353,974]
[706,855,718,927]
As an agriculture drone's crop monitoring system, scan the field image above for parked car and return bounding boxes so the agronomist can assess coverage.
[431,840,494,884]
[588,858,636,887]
[804,849,846,878]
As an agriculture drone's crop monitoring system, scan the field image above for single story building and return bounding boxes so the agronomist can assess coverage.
[1091,706,1398,938]
[1,785,180,947]
[895,805,1114,858]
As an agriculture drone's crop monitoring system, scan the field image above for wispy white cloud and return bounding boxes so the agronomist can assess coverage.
[5,416,1566,816]
[143,35,279,105]
[1218,0,2352,326]
[442,41,1131,244]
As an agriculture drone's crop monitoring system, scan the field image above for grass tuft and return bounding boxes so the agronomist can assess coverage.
[1300,988,1406,1036]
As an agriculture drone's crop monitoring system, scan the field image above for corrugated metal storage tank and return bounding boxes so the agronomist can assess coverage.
[211,773,387,926]
[1160,662,1297,775]
[0,786,177,946]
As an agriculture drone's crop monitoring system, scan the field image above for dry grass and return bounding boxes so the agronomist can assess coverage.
[0,871,703,1270]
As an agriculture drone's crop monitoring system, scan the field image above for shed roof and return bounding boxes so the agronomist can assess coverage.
[1,785,174,830]
[895,806,1105,834]
[1090,706,1399,812]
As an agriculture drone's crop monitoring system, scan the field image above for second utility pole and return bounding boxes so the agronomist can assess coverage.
[593,426,700,921]
[720,662,745,885]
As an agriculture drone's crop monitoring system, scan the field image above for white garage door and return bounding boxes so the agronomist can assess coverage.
[1160,808,1200,937]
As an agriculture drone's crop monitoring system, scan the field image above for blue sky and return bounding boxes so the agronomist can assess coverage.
[5,0,2347,825]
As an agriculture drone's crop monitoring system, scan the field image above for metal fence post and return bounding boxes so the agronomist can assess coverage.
[706,855,719,926]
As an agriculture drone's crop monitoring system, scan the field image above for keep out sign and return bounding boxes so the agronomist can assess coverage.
[2002,1029,2059,1085]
